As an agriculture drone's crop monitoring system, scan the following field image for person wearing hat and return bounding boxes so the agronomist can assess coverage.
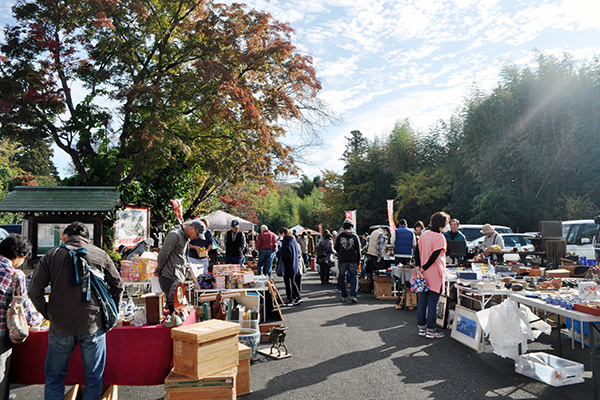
[334,219,361,303]
[124,237,155,261]
[188,218,214,275]
[480,223,504,257]
[224,219,246,265]
[156,219,206,311]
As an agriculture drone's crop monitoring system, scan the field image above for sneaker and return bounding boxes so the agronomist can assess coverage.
[296,298,304,304]
[426,330,444,339]
[284,302,294,307]
[418,328,426,336]
[293,299,300,306]
[341,297,348,302]
[350,297,358,303]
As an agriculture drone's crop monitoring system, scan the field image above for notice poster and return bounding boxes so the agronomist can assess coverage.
[114,206,150,250]
[37,223,95,256]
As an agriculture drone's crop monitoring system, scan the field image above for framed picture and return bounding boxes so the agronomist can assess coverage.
[436,295,449,329]
[451,305,482,351]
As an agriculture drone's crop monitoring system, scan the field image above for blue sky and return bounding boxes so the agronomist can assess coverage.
[2,0,600,179]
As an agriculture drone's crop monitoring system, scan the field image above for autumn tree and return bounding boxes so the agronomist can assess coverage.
[0,0,325,222]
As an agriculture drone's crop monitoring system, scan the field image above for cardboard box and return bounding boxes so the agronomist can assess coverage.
[165,368,237,400]
[546,269,570,278]
[237,343,252,396]
[171,320,240,380]
[405,291,418,308]
[372,275,390,283]
[374,280,393,299]
[137,257,157,280]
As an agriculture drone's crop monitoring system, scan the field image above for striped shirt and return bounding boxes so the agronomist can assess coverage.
[0,256,42,337]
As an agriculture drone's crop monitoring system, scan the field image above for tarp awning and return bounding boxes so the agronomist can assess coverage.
[201,210,254,232]
[0,186,121,213]
[298,228,320,235]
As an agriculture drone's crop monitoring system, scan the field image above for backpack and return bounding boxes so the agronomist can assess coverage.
[316,241,328,258]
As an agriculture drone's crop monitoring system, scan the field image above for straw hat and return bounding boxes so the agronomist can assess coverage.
[480,224,494,234]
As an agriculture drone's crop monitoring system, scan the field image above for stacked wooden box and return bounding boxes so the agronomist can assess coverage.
[237,343,252,396]
[167,320,241,399]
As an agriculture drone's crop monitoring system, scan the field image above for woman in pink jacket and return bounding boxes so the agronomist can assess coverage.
[415,212,449,339]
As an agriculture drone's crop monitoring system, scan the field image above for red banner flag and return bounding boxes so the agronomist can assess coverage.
[387,200,396,231]
[344,210,357,232]
[171,199,184,223]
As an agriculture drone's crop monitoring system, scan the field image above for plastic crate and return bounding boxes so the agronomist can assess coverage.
[515,352,584,387]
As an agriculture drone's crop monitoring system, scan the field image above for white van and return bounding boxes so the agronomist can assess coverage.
[562,219,596,260]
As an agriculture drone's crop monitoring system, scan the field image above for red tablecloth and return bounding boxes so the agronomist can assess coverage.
[10,313,196,386]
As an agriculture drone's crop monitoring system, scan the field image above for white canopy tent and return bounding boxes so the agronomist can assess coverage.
[290,224,304,233]
[200,210,254,232]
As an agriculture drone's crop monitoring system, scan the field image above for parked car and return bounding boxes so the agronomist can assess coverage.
[0,224,22,235]
[562,219,596,260]
[458,224,513,242]
[467,233,534,252]
[0,228,9,241]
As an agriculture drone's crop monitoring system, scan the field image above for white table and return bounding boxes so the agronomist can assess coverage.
[455,284,513,310]
[511,294,600,400]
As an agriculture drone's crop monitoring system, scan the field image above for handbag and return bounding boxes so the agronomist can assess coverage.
[410,268,429,293]
[7,272,29,344]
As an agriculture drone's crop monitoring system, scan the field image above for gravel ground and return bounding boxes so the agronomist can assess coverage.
[11,271,597,399]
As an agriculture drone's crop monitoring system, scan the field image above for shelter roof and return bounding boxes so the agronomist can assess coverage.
[0,186,121,213]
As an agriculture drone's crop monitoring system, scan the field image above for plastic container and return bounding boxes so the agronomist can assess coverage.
[515,352,584,387]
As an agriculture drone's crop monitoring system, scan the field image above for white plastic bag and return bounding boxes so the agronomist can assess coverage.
[150,274,162,293]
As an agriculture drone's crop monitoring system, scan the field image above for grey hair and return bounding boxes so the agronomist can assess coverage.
[260,225,268,232]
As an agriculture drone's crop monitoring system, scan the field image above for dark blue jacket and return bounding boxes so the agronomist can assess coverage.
[277,236,299,277]
[394,225,414,256]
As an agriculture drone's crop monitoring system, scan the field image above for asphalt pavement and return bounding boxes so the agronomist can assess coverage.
[11,270,597,399]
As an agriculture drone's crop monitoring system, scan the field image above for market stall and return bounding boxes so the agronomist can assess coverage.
[200,210,254,232]
[10,312,197,386]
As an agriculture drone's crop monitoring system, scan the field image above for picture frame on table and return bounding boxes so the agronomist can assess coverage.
[436,295,449,329]
[451,305,482,351]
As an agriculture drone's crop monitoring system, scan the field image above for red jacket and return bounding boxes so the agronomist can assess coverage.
[256,230,278,251]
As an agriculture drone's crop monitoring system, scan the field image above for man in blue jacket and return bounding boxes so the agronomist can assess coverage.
[393,219,416,266]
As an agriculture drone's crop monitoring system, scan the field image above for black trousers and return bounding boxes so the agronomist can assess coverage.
[319,261,331,283]
[295,273,302,299]
[0,334,12,400]
[158,274,176,312]
[283,274,299,303]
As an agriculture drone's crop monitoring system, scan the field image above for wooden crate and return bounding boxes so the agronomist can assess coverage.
[164,368,236,400]
[171,320,240,380]
[237,343,252,396]
[65,385,117,400]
